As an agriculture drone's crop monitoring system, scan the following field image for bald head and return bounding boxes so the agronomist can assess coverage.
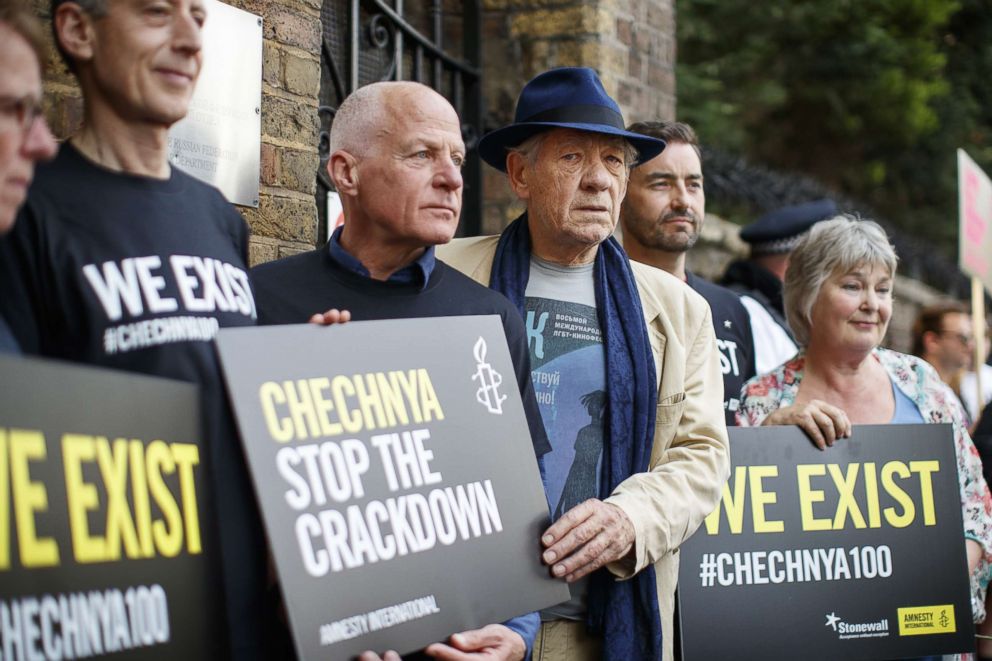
[326,80,464,272]
[328,81,457,159]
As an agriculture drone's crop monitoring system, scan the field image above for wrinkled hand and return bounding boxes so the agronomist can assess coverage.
[308,308,352,325]
[541,498,634,582]
[424,624,526,660]
[762,399,851,450]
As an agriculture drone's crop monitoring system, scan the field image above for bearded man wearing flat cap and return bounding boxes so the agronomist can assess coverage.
[437,67,729,661]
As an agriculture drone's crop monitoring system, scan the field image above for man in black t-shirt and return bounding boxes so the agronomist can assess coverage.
[252,80,547,661]
[620,121,756,425]
[0,0,265,656]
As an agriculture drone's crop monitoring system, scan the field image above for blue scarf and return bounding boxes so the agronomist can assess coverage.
[489,214,662,660]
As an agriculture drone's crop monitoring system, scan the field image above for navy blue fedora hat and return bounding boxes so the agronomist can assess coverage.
[477,67,667,172]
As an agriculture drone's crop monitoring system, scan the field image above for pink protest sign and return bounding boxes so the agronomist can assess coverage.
[958,149,992,293]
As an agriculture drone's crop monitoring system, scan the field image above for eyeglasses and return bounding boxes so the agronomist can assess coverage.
[936,330,975,345]
[0,94,45,137]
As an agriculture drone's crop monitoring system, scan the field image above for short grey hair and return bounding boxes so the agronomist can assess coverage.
[784,215,898,347]
[508,130,638,172]
[328,82,388,157]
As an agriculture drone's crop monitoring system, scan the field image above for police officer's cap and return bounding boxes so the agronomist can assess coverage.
[740,199,838,255]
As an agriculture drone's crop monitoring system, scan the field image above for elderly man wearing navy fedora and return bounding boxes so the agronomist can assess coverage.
[721,199,838,374]
[437,67,729,661]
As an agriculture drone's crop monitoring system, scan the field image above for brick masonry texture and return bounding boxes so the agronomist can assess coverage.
[479,0,676,237]
[28,0,935,350]
[33,0,674,263]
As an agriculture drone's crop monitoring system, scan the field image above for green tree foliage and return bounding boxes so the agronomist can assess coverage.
[677,0,992,254]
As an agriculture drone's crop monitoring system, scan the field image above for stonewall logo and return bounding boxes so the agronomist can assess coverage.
[824,612,891,640]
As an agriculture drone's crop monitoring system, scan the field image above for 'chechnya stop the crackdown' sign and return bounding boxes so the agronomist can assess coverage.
[216,315,568,660]
[678,425,975,660]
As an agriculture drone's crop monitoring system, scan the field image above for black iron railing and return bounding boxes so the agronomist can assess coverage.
[317,0,482,244]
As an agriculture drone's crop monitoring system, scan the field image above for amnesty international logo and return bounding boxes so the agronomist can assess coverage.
[898,605,956,636]
[472,337,506,414]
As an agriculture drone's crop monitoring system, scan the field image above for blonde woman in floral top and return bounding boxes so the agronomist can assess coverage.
[737,216,992,630]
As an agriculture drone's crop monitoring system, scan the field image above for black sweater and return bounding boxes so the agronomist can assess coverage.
[252,247,551,457]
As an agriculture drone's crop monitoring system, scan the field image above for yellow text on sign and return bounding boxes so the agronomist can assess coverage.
[0,428,203,569]
[258,369,445,443]
[704,461,940,534]
[898,605,956,636]
[0,429,59,568]
[63,435,202,563]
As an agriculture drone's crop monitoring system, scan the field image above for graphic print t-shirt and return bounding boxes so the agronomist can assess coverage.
[525,257,605,620]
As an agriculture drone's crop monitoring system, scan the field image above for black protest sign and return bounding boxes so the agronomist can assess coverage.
[0,354,220,659]
[216,316,568,659]
[679,424,975,660]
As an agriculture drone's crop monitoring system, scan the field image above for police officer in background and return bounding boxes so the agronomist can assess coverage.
[721,198,837,374]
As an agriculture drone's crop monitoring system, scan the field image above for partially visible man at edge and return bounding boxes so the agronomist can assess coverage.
[913,301,975,420]
[0,0,266,655]
[251,80,551,661]
[0,0,58,351]
[437,67,729,661]
[619,120,755,426]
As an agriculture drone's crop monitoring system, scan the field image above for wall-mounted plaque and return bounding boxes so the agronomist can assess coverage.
[168,0,262,207]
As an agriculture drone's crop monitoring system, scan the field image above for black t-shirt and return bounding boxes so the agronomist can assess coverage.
[252,246,552,458]
[686,271,756,426]
[0,143,265,658]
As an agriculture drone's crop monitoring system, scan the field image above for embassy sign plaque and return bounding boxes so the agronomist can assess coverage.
[216,316,568,659]
[0,355,220,659]
[168,0,262,207]
[679,425,975,660]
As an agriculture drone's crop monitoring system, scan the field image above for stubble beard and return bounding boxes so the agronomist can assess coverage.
[629,211,699,254]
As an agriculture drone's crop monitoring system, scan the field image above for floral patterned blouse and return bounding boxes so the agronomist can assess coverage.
[737,347,992,622]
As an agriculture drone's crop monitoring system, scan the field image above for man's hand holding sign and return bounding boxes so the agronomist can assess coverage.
[359,625,527,661]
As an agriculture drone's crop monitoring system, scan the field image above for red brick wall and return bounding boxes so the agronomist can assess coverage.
[34,0,677,252]
[479,0,677,234]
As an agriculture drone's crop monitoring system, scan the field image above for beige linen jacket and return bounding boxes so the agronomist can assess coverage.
[436,236,730,661]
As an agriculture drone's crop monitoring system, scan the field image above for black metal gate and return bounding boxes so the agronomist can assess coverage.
[317,0,482,245]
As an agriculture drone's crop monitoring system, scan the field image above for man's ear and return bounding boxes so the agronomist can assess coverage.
[328,151,359,197]
[55,2,97,64]
[506,151,531,201]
